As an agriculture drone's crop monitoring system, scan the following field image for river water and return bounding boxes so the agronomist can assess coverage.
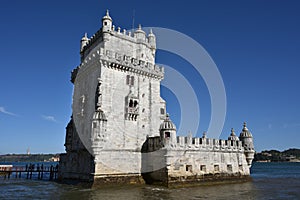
[0,162,299,199]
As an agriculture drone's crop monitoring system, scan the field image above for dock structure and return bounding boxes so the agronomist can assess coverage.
[0,164,58,180]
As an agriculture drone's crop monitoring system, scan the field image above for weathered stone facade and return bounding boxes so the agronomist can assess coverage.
[59,11,255,187]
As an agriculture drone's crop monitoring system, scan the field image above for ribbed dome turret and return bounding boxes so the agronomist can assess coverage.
[135,24,146,34]
[102,10,112,22]
[159,114,176,131]
[239,122,253,138]
[228,128,239,141]
[93,108,107,121]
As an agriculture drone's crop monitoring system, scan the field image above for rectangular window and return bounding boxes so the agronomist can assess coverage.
[186,165,192,172]
[126,75,130,85]
[160,108,165,115]
[165,132,170,138]
[131,76,134,86]
[200,165,206,172]
[214,165,219,172]
[92,122,97,128]
[227,164,233,172]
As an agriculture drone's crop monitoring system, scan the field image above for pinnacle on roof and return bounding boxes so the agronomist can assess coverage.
[160,113,176,131]
[243,122,248,131]
[230,128,236,136]
[102,9,112,21]
[239,122,253,138]
[228,128,239,141]
[148,29,155,37]
[202,131,207,139]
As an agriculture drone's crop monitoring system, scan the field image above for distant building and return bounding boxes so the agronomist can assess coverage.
[58,11,255,187]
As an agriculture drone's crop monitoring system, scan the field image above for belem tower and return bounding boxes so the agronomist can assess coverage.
[58,11,255,187]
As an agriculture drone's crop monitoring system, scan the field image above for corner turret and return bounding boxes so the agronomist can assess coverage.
[239,122,255,166]
[102,10,112,32]
[134,24,146,42]
[159,114,177,146]
[80,33,89,53]
[148,29,156,55]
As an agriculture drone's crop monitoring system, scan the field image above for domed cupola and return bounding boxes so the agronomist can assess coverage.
[134,24,146,42]
[159,114,176,131]
[159,114,177,146]
[239,122,253,138]
[228,128,239,141]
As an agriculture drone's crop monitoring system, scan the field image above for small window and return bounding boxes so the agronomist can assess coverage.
[142,108,145,113]
[126,75,130,85]
[142,93,145,98]
[214,165,219,172]
[129,99,133,107]
[186,165,192,172]
[126,75,134,86]
[104,22,108,26]
[227,164,233,172]
[160,108,165,115]
[134,101,138,107]
[131,76,134,86]
[93,122,97,128]
[165,132,170,138]
[200,165,206,172]
[142,125,145,129]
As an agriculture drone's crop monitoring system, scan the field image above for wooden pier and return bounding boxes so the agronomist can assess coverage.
[0,164,58,180]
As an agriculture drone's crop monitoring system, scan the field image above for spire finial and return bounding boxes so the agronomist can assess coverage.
[166,113,170,120]
[138,24,142,30]
[106,9,110,16]
[150,29,153,34]
[231,128,235,136]
[243,122,248,131]
[202,131,207,138]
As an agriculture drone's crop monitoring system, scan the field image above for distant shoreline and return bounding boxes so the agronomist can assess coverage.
[0,154,60,163]
[254,148,300,163]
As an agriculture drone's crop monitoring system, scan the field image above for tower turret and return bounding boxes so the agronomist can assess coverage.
[80,33,89,53]
[159,114,177,146]
[148,29,156,55]
[134,24,146,42]
[239,122,255,166]
[102,10,112,32]
[228,128,239,141]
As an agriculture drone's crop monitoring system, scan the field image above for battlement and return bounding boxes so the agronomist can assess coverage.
[161,135,245,152]
[80,23,156,63]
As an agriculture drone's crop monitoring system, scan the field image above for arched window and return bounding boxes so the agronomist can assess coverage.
[129,99,133,107]
[134,100,138,107]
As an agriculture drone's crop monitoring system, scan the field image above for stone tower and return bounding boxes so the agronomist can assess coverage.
[239,122,255,166]
[59,10,166,183]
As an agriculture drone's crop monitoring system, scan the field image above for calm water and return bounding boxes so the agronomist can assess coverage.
[0,162,300,200]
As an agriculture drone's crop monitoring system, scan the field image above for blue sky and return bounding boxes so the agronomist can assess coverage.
[0,0,299,154]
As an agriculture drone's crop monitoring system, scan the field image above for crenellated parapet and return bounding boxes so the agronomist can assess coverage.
[80,11,156,63]
[157,115,253,155]
[71,47,164,83]
[173,136,244,152]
